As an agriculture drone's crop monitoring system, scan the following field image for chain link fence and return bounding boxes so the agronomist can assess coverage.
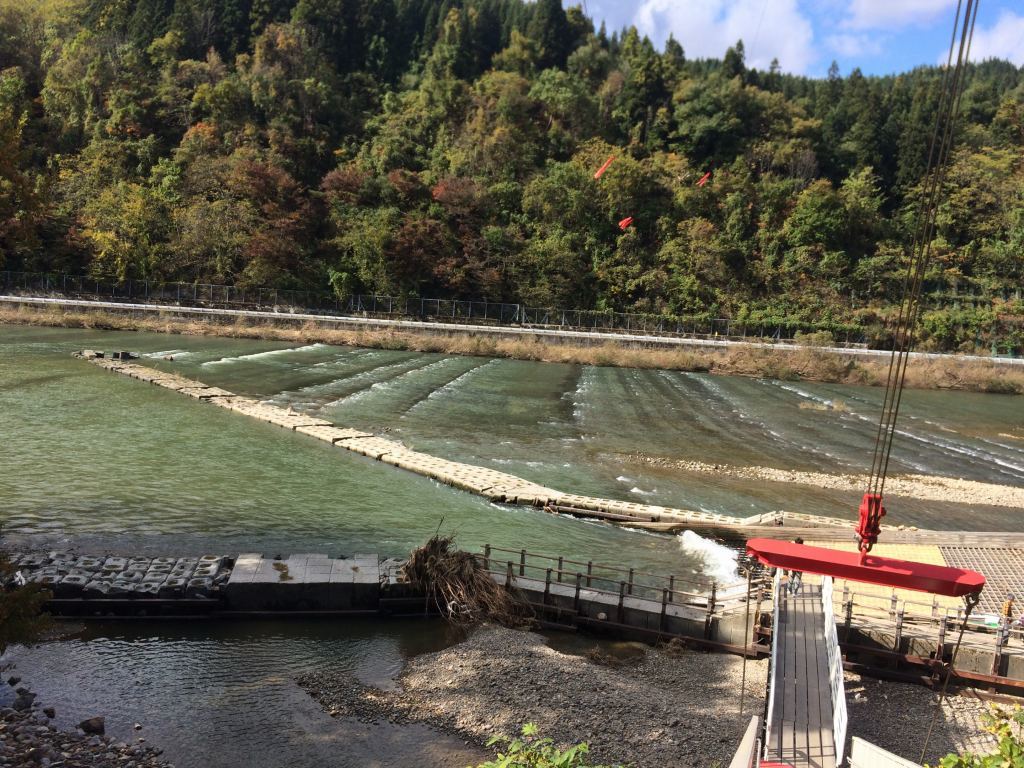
[1,271,870,346]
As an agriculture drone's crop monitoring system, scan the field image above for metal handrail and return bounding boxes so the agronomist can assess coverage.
[477,556,711,604]
[476,555,762,618]
[836,587,1019,628]
[835,592,1024,653]
[481,545,722,590]
[478,545,767,607]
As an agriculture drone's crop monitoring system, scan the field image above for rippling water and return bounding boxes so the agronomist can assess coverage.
[2,324,1022,766]
[3,325,1023,548]
[3,619,483,767]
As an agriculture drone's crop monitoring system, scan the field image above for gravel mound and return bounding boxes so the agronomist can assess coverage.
[846,673,999,764]
[300,625,768,768]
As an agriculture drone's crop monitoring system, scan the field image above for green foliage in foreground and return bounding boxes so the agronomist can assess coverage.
[0,553,51,655]
[929,706,1024,768]
[474,723,622,768]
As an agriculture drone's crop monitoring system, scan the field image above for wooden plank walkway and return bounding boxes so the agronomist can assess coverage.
[766,584,837,768]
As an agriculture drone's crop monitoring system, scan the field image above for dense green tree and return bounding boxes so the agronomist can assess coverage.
[526,0,571,71]
[722,40,745,81]
[0,68,39,267]
[0,0,1021,351]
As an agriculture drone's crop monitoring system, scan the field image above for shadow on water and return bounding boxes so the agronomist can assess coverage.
[2,618,484,768]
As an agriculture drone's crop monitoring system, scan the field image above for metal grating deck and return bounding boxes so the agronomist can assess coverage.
[939,546,1024,614]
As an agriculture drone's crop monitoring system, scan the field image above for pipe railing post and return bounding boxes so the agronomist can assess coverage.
[992,622,1007,676]
[505,561,513,588]
[557,556,563,583]
[618,581,626,623]
[482,544,491,571]
[574,573,582,612]
[936,616,948,662]
[843,596,854,643]
[519,549,526,577]
[740,569,752,716]
[704,583,717,639]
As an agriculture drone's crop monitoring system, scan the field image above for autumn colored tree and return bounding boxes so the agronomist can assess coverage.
[0,0,1020,351]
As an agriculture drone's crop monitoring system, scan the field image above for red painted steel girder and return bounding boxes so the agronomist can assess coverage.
[745,538,986,597]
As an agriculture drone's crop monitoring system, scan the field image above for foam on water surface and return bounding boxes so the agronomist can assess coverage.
[678,531,740,584]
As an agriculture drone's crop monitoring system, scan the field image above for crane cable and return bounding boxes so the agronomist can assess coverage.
[849,0,982,759]
[860,0,980,552]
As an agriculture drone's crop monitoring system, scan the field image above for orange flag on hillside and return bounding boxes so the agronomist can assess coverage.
[618,216,634,231]
[697,171,712,187]
[594,156,616,179]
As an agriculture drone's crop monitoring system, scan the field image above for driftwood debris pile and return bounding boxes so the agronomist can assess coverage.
[402,535,531,627]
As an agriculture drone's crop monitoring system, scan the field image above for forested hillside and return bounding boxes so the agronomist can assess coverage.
[1,0,1022,350]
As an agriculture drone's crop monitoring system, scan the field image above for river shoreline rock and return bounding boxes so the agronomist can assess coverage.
[0,691,172,768]
[78,716,104,735]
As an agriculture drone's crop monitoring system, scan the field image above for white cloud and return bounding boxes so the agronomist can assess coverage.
[842,0,956,30]
[826,33,884,58]
[633,0,816,74]
[965,10,1024,65]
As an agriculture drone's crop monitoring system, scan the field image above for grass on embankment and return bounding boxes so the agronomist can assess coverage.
[3,303,1022,395]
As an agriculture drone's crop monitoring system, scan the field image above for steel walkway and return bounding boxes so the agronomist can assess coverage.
[765,583,839,768]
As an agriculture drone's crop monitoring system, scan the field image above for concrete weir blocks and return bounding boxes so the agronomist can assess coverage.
[225,554,380,611]
[86,354,833,533]
[489,485,561,506]
[338,436,407,460]
[150,377,208,391]
[179,386,234,399]
[224,401,333,431]
[294,425,373,443]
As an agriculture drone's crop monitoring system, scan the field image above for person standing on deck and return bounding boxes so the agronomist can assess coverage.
[1001,594,1015,646]
[786,538,804,595]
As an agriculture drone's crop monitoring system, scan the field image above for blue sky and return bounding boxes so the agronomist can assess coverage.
[574,1,1024,77]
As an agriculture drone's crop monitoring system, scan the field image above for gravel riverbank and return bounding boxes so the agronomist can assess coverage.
[626,454,1024,510]
[845,673,999,765]
[300,625,769,767]
[300,625,1002,767]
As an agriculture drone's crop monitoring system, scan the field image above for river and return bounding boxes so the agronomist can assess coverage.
[2,324,1022,766]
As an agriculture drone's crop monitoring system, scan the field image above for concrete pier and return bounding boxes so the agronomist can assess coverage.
[225,552,384,610]
[10,548,757,651]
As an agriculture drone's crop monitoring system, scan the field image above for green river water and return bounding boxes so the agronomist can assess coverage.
[1,324,1022,767]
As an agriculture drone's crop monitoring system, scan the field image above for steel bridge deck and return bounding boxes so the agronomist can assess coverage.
[766,584,838,768]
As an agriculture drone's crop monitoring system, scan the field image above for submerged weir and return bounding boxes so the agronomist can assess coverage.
[77,351,861,536]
